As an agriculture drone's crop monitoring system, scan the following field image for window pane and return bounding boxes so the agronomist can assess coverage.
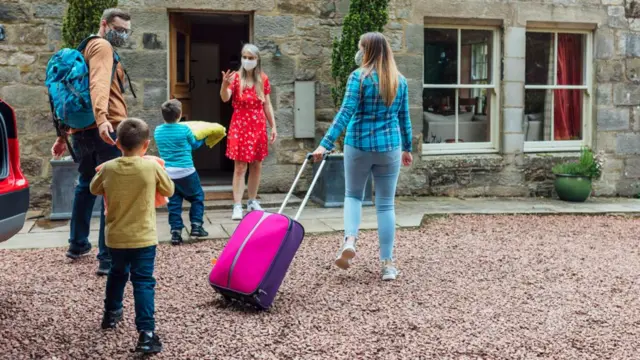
[461,30,492,84]
[424,28,458,85]
[553,89,583,140]
[524,89,582,141]
[423,88,491,143]
[525,32,554,86]
[177,32,186,83]
[557,33,584,86]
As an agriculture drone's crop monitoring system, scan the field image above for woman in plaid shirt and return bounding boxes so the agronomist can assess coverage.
[312,32,413,281]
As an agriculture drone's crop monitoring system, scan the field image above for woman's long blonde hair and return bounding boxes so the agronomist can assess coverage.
[359,32,400,107]
[237,43,265,102]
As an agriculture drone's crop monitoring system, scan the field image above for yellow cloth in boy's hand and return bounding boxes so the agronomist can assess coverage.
[181,121,227,148]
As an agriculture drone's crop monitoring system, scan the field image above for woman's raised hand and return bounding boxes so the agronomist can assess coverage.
[221,70,235,87]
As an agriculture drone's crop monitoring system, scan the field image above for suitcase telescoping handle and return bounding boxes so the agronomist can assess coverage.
[278,151,331,221]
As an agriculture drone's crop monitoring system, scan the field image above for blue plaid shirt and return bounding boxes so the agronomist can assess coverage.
[320,69,412,153]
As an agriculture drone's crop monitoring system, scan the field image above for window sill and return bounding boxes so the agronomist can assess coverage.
[422,144,499,156]
[523,140,586,153]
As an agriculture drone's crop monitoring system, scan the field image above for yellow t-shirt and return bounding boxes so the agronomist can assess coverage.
[90,156,175,249]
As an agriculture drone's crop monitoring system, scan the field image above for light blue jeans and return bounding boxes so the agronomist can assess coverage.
[343,145,401,261]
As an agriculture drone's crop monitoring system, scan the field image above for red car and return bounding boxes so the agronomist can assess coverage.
[0,98,29,242]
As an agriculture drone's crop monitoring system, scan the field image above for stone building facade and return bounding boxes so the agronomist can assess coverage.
[0,0,639,208]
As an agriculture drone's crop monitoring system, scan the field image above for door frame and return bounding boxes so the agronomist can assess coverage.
[167,9,254,178]
[167,9,254,120]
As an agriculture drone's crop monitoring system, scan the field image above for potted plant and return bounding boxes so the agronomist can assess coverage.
[551,147,604,202]
[310,0,389,208]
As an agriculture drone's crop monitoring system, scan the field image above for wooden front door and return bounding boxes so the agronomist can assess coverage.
[169,13,192,120]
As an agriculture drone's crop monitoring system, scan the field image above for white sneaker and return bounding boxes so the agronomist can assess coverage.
[231,204,244,221]
[381,260,398,281]
[335,237,356,270]
[247,199,263,212]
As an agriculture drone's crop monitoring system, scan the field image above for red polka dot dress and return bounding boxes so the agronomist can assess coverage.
[226,72,271,163]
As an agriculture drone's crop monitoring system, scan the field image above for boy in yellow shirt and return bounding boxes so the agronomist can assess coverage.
[90,118,174,354]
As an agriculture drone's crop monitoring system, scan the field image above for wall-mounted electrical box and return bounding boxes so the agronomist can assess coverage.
[294,81,316,139]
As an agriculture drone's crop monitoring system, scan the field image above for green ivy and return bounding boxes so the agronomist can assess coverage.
[62,0,118,48]
[330,0,389,151]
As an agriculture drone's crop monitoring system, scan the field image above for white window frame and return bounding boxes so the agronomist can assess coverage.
[422,25,501,155]
[523,29,593,153]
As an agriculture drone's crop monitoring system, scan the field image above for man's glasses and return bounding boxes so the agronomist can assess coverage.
[109,25,133,36]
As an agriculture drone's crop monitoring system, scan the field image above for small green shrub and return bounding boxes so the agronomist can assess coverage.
[62,0,118,48]
[551,147,604,179]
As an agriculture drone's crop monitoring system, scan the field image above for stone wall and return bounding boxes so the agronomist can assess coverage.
[0,1,66,208]
[1,0,639,209]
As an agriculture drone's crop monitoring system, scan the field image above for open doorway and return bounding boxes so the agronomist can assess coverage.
[169,11,251,186]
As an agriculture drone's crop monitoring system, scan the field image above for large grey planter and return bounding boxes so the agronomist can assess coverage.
[310,154,374,208]
[50,158,103,220]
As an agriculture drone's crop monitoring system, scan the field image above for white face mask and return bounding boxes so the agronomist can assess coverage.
[242,59,258,71]
[355,50,363,66]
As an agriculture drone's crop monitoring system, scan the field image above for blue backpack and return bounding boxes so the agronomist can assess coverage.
[45,35,135,131]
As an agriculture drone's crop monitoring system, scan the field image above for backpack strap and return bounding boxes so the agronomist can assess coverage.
[78,36,137,99]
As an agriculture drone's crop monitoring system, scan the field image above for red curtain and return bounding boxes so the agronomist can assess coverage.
[554,34,583,140]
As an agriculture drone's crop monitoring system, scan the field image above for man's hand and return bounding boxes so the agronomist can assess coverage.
[51,137,67,159]
[98,122,116,145]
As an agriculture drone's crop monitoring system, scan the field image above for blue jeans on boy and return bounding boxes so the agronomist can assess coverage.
[105,245,157,332]
[69,128,120,263]
[343,145,401,261]
[167,172,205,231]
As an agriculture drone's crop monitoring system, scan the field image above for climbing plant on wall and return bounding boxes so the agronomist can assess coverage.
[62,0,118,48]
[330,0,389,151]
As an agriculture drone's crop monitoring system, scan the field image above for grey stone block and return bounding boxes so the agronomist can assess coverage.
[142,33,165,50]
[624,158,640,178]
[405,24,423,53]
[595,29,615,60]
[616,133,640,154]
[624,32,640,57]
[505,27,526,58]
[0,67,20,83]
[596,84,613,106]
[118,50,168,80]
[503,82,524,107]
[503,108,524,133]
[502,133,524,153]
[255,15,294,38]
[608,6,628,29]
[395,54,423,81]
[261,56,296,86]
[596,60,624,83]
[613,83,640,105]
[33,3,67,19]
[0,3,30,22]
[597,108,630,131]
[503,58,525,82]
[143,79,167,110]
[0,84,48,111]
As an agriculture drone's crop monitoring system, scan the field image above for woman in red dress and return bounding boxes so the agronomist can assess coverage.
[220,43,277,220]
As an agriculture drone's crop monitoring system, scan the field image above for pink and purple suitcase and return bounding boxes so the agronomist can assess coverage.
[208,153,329,310]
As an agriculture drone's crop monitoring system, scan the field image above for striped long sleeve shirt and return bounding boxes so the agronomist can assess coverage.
[320,69,412,153]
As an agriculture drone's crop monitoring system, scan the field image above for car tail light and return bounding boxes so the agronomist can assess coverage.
[0,98,28,193]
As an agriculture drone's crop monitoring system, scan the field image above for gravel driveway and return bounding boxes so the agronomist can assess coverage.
[1,215,639,359]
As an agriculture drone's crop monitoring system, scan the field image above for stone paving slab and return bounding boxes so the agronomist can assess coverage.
[3,196,640,250]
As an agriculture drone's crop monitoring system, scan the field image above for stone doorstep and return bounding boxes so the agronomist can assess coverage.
[156,193,303,212]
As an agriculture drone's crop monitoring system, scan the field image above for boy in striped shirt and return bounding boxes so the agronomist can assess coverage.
[154,99,209,244]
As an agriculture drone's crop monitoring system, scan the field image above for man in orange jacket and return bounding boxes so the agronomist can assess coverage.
[51,8,133,276]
